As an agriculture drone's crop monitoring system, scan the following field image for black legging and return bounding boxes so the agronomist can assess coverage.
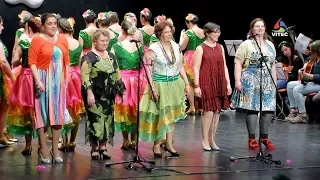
[246,110,273,139]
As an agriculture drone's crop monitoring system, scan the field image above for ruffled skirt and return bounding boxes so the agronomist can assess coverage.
[139,74,186,142]
[114,69,147,133]
[7,68,34,135]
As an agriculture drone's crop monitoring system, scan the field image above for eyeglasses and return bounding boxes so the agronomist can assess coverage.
[213,29,221,34]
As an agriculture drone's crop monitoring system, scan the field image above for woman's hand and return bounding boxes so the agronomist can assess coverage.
[185,83,191,96]
[194,87,201,98]
[227,84,232,95]
[87,90,95,106]
[235,81,242,91]
[36,81,45,92]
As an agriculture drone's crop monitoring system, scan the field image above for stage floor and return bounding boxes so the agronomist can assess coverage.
[1,110,320,180]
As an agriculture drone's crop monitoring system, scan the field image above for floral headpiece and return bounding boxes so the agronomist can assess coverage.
[155,15,166,23]
[67,17,75,28]
[97,12,107,20]
[18,10,32,24]
[82,9,94,18]
[53,13,62,19]
[140,8,150,16]
[185,13,196,21]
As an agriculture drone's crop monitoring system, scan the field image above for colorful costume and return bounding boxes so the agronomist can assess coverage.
[7,35,35,136]
[139,41,186,142]
[107,28,119,52]
[113,43,147,133]
[183,30,205,84]
[16,28,24,39]
[139,28,152,53]
[28,34,71,129]
[81,51,124,144]
[79,30,92,54]
[61,45,85,135]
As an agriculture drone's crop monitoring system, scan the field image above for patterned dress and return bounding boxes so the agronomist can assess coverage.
[81,51,125,145]
[113,43,147,133]
[139,41,186,142]
[7,35,35,136]
[34,45,71,128]
[0,39,9,101]
[231,39,276,111]
[183,30,205,84]
[79,30,93,54]
[107,29,119,52]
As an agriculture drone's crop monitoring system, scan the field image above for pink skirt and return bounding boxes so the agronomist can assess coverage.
[183,50,195,84]
[114,69,148,127]
[66,66,84,120]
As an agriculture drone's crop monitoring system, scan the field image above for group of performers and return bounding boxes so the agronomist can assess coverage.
[3,8,318,165]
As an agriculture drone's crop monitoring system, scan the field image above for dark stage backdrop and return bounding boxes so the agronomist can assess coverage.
[0,1,316,88]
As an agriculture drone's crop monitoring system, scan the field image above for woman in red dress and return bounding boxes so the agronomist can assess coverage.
[193,22,232,151]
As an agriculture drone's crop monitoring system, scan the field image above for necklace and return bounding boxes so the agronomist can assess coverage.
[158,41,176,67]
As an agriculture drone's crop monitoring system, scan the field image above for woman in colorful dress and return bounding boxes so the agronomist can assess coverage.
[13,10,32,55]
[231,18,276,150]
[78,9,97,54]
[112,18,147,150]
[29,13,71,163]
[0,16,16,147]
[6,16,41,155]
[139,8,154,54]
[57,17,85,152]
[179,13,205,115]
[96,12,118,52]
[193,22,231,151]
[139,21,190,158]
[81,29,125,160]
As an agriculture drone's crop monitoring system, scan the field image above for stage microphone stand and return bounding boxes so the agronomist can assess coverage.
[105,40,156,171]
[105,40,186,174]
[252,35,281,165]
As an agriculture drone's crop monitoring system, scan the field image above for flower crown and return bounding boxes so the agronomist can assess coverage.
[155,15,166,23]
[97,12,107,20]
[18,10,32,24]
[67,17,75,28]
[82,9,94,18]
[185,13,196,21]
[140,8,150,16]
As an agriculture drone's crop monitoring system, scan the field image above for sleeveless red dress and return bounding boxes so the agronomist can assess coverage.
[199,43,230,111]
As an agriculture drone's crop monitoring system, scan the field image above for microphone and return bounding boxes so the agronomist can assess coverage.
[129,39,140,43]
[286,25,296,30]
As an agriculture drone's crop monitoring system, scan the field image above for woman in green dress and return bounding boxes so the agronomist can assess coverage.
[78,9,97,54]
[13,10,32,56]
[0,16,16,147]
[179,14,205,115]
[58,17,85,152]
[81,29,125,160]
[6,16,41,155]
[96,12,119,52]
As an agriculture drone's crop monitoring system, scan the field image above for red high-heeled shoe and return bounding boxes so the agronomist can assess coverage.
[261,138,275,150]
[248,138,259,150]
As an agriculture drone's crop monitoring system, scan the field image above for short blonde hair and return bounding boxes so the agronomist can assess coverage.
[92,29,110,42]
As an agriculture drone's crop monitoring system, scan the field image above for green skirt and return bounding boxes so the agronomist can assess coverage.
[139,74,187,142]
